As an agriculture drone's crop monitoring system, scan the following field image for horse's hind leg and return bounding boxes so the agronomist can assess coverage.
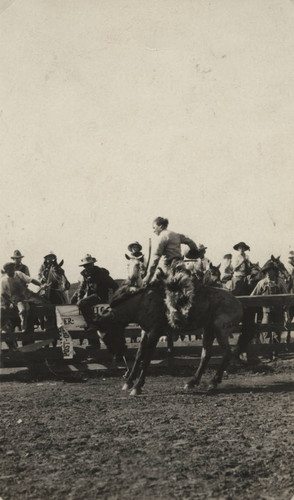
[208,345,232,390]
[210,318,240,389]
[184,335,214,390]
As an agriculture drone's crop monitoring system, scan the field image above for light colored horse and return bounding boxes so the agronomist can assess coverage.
[126,257,145,288]
[43,264,70,305]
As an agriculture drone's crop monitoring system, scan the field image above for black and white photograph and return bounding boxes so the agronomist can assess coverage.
[1,1,294,499]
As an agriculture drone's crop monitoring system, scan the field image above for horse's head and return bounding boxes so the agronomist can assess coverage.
[127,258,142,286]
[270,255,290,278]
[203,263,221,285]
[47,263,70,291]
[246,262,262,291]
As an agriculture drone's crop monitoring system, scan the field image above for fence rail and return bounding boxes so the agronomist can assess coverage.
[1,294,294,371]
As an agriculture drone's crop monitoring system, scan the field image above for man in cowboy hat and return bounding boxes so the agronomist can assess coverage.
[125,241,145,287]
[11,250,30,276]
[71,254,118,345]
[250,259,289,348]
[231,242,251,295]
[125,241,144,261]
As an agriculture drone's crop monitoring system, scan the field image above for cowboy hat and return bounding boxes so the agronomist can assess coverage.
[44,251,57,259]
[183,248,200,260]
[11,250,24,259]
[198,244,207,252]
[127,241,142,252]
[223,253,232,259]
[233,242,250,251]
[79,254,97,266]
[261,260,278,273]
[288,251,294,258]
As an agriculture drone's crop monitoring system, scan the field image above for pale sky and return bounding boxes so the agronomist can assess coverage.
[1,0,294,283]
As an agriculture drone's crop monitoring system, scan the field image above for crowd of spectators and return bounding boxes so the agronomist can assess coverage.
[1,225,293,341]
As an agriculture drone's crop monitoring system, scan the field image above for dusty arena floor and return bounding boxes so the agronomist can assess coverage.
[1,360,294,500]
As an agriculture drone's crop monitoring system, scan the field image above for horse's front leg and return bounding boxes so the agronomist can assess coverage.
[129,332,159,396]
[184,335,213,391]
[122,331,147,391]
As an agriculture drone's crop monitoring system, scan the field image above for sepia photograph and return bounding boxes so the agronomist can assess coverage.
[1,1,294,499]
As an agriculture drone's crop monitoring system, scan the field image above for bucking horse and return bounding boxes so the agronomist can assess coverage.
[94,262,243,396]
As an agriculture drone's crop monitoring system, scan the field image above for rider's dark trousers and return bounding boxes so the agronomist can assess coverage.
[79,294,101,325]
[79,295,101,347]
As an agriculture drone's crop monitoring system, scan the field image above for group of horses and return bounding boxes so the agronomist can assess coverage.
[93,255,293,396]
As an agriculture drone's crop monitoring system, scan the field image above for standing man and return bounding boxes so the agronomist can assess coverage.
[11,250,30,276]
[71,254,118,346]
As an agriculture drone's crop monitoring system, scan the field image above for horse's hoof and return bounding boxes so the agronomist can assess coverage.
[130,387,142,397]
[184,382,195,392]
[122,383,130,391]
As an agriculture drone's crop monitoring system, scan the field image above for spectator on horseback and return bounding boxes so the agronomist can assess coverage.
[11,250,30,276]
[220,253,233,284]
[251,259,289,349]
[38,251,58,283]
[1,262,49,332]
[71,254,118,346]
[231,242,251,295]
[142,217,198,285]
[125,241,145,288]
[287,251,294,293]
[38,251,70,305]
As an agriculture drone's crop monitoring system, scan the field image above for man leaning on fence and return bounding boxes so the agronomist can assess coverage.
[71,254,118,347]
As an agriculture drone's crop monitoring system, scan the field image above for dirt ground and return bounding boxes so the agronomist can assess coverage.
[1,359,294,500]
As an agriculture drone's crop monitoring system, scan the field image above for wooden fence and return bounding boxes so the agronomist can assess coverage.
[1,294,294,373]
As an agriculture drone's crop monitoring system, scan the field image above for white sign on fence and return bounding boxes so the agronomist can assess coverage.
[55,307,75,359]
[55,304,109,331]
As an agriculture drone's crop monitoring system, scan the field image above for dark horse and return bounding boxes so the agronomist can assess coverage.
[202,263,222,288]
[94,283,243,396]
